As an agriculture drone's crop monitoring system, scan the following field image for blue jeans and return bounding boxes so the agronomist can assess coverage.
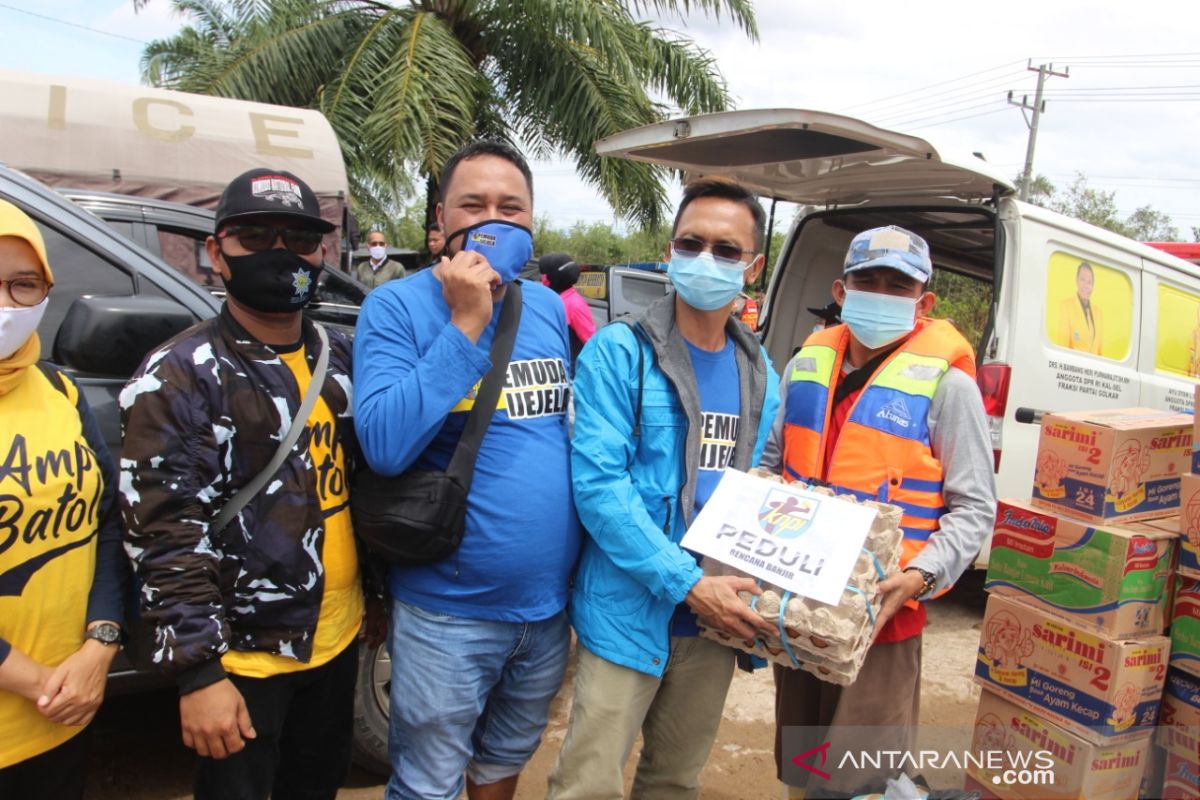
[385,597,570,800]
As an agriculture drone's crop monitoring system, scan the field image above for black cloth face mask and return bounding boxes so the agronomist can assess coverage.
[221,250,323,313]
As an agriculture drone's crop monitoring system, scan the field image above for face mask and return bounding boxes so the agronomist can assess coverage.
[368,245,387,261]
[668,251,746,311]
[221,250,323,313]
[0,297,48,359]
[446,220,533,283]
[839,288,919,349]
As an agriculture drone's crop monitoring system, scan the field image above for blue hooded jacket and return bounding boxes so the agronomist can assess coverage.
[569,293,780,677]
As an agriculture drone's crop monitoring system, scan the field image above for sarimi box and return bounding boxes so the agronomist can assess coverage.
[1031,408,1191,523]
[986,499,1175,639]
[975,594,1167,745]
[968,688,1151,800]
[1156,669,1200,761]
[1175,473,1200,580]
[1170,576,1200,680]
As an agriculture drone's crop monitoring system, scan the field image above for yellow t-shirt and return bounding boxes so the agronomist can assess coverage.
[0,368,100,767]
[222,347,362,677]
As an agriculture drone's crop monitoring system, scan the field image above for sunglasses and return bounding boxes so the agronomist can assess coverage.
[0,276,52,307]
[218,224,324,256]
[671,236,756,267]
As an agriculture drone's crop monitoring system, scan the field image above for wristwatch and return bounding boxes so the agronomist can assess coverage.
[84,623,124,647]
[903,567,937,600]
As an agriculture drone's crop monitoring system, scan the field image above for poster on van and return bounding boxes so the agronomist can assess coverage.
[1155,284,1200,379]
[1044,253,1133,361]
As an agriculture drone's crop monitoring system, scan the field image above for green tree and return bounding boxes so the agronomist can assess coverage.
[1021,172,1180,241]
[136,0,757,228]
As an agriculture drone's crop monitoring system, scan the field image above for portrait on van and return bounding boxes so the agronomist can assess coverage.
[1044,253,1132,360]
[1153,284,1200,379]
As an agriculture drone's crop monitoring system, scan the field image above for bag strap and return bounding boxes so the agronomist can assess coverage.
[447,282,523,485]
[212,324,331,534]
[617,318,648,438]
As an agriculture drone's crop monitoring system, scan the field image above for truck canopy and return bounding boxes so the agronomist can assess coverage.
[0,68,349,229]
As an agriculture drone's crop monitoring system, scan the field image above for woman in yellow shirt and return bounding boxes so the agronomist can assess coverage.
[0,200,129,798]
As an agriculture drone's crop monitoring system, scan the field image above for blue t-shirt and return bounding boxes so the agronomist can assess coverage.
[353,270,580,622]
[673,336,741,636]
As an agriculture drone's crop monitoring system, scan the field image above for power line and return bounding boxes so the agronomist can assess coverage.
[838,60,1026,113]
[869,73,1029,125]
[0,1,148,44]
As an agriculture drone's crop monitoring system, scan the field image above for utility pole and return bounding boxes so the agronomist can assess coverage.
[1009,61,1070,201]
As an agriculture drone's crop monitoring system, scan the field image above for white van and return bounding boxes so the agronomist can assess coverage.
[596,109,1200,564]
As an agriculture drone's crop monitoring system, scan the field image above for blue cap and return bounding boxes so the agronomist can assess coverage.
[843,225,932,284]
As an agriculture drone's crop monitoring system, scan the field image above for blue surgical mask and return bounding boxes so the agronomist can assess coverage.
[447,219,533,283]
[668,251,746,311]
[839,289,918,349]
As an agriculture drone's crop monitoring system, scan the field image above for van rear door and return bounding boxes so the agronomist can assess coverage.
[594,109,1013,206]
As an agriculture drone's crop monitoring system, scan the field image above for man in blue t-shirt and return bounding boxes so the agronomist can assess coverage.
[354,141,580,800]
[547,178,780,799]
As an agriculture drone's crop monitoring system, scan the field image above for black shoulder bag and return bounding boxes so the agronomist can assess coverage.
[351,283,523,565]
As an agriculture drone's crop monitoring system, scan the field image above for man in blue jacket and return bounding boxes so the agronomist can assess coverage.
[354,141,579,800]
[547,178,780,799]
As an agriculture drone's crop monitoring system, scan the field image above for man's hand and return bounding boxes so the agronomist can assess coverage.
[872,570,927,641]
[685,577,773,641]
[435,251,501,343]
[37,638,119,726]
[179,678,256,759]
[360,595,389,650]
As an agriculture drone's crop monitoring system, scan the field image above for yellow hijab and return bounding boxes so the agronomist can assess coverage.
[0,200,55,396]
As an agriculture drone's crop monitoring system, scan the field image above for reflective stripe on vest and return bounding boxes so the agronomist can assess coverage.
[780,319,975,591]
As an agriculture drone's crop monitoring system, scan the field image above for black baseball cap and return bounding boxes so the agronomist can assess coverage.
[214,168,336,233]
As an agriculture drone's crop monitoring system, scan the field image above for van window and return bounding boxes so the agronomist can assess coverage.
[1155,283,1200,379]
[1043,253,1133,361]
[157,228,218,289]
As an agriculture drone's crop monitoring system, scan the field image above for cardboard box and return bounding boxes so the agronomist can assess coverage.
[1171,576,1200,680]
[1161,751,1200,799]
[1031,408,1192,523]
[1156,669,1200,762]
[1193,384,1200,473]
[987,499,1175,639]
[975,594,1168,744]
[1177,474,1200,580]
[968,689,1150,800]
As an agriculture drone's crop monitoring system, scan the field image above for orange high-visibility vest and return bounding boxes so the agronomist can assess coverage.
[781,318,975,602]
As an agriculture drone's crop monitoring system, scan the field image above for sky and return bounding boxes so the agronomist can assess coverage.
[1,0,1197,236]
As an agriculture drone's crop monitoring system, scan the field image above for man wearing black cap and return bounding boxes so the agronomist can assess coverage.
[120,168,379,800]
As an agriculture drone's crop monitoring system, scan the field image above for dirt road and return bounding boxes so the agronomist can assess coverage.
[85,574,987,799]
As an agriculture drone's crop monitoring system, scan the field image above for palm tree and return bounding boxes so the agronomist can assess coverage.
[136,0,758,229]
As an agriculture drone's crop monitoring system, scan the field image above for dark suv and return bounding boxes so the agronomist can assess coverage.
[57,189,370,338]
[0,165,390,774]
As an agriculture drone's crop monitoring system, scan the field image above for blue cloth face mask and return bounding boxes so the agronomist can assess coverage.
[447,219,534,283]
[839,288,919,349]
[668,251,746,311]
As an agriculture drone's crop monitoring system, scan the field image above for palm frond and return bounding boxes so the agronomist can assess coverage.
[628,0,759,40]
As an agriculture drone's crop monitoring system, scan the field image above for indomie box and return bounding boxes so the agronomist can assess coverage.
[1031,408,1191,523]
[1171,576,1200,680]
[1161,751,1200,799]
[987,499,1175,639]
[968,689,1151,800]
[975,594,1167,744]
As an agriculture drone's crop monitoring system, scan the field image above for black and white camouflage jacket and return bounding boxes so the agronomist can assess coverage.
[119,305,356,693]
